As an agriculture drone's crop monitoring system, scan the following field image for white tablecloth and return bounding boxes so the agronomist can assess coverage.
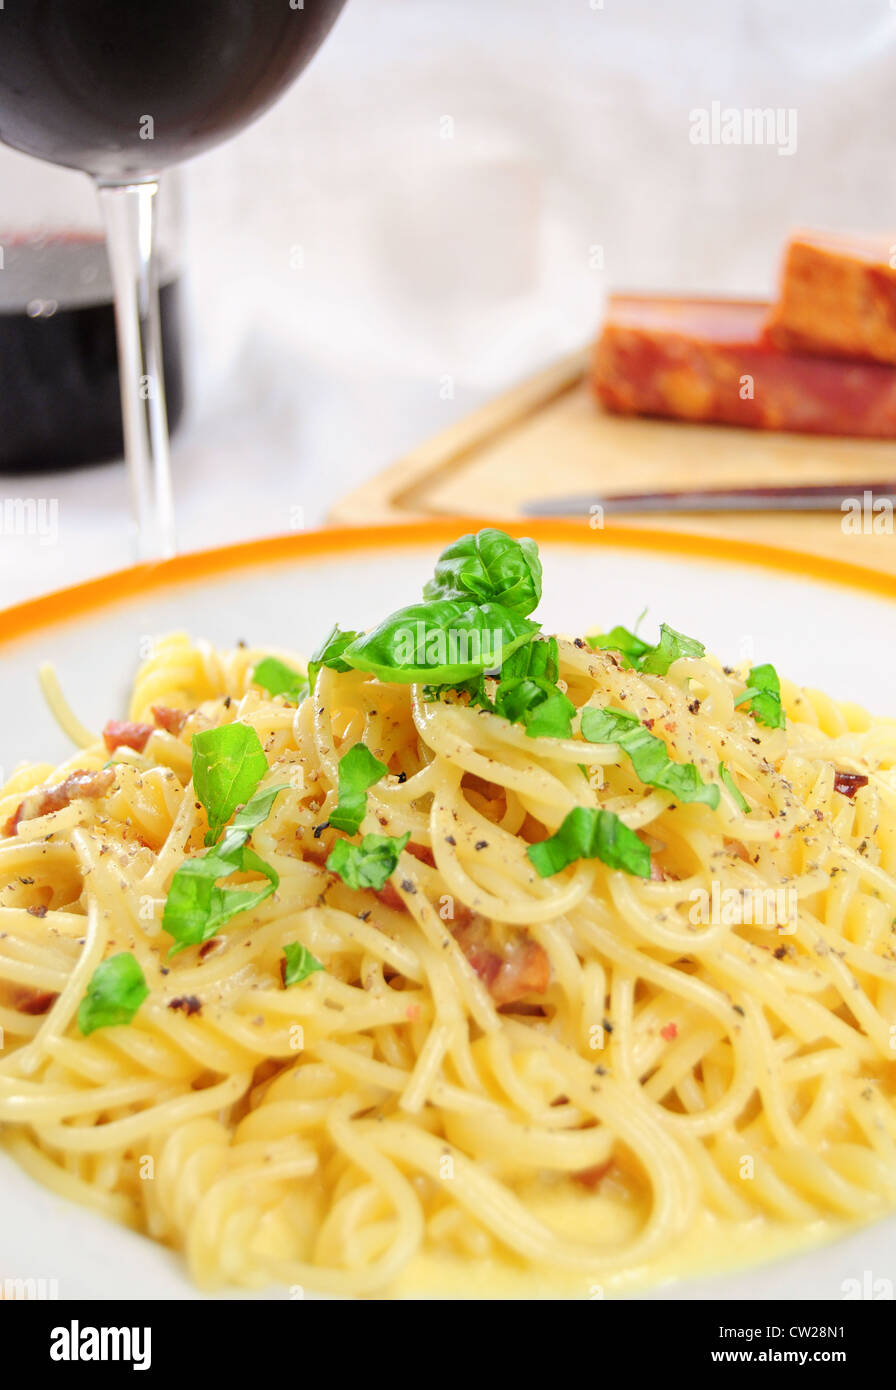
[1,0,894,606]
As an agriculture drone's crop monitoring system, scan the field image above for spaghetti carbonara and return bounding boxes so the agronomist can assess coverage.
[2,528,896,1298]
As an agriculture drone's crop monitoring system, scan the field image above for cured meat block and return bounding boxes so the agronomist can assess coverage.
[593,294,896,438]
[764,232,896,365]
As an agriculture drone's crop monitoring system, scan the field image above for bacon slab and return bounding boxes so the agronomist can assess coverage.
[765,232,896,365]
[593,295,896,438]
[4,768,115,837]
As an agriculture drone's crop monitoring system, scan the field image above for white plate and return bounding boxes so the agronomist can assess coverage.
[2,522,895,1300]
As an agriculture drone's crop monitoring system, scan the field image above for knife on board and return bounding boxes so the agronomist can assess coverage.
[522,481,896,517]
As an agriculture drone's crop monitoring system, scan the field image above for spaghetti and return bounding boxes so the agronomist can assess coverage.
[2,534,896,1297]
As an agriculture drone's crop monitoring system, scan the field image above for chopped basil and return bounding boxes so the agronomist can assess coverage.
[330,743,388,835]
[423,529,542,617]
[251,656,308,704]
[163,845,279,954]
[283,942,324,986]
[77,952,149,1036]
[494,678,575,739]
[192,723,269,846]
[307,624,362,692]
[719,761,751,813]
[581,706,719,808]
[734,663,785,729]
[527,806,651,879]
[162,782,287,953]
[427,636,573,739]
[327,831,411,891]
[587,624,651,667]
[588,622,705,676]
[217,784,289,857]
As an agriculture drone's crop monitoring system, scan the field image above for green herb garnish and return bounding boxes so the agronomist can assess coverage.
[163,845,279,954]
[162,780,287,953]
[719,761,751,813]
[423,528,542,616]
[329,744,388,835]
[251,656,308,704]
[527,806,650,879]
[580,706,719,808]
[341,599,539,684]
[282,942,325,986]
[326,831,411,891]
[307,624,363,692]
[192,723,269,846]
[734,663,785,729]
[77,953,149,1035]
[588,622,705,675]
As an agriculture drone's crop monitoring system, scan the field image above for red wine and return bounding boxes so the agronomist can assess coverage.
[0,236,184,472]
[0,0,347,179]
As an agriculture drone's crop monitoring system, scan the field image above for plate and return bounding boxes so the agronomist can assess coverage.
[2,519,895,1300]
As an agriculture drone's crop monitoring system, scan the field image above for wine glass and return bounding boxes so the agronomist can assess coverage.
[0,0,348,560]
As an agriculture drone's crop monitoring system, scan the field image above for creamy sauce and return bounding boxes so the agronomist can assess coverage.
[387,1199,849,1299]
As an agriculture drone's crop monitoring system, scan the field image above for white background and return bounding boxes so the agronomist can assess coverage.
[1,0,895,605]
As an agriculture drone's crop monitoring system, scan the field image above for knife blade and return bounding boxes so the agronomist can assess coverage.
[522,481,896,516]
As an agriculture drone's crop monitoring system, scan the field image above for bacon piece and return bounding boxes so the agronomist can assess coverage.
[167,995,202,1016]
[660,1022,678,1041]
[12,987,57,1016]
[103,719,153,754]
[593,294,896,438]
[833,770,869,799]
[4,768,115,837]
[372,843,434,912]
[764,232,896,365]
[453,915,550,1006]
[152,705,190,736]
[573,1159,613,1191]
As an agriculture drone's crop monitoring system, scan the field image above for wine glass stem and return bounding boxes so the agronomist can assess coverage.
[96,179,176,561]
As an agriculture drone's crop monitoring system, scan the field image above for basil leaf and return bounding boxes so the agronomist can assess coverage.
[719,762,751,814]
[587,625,651,668]
[283,942,324,986]
[587,623,704,676]
[307,625,362,692]
[330,744,388,835]
[494,677,576,739]
[327,831,411,891]
[342,600,540,683]
[527,807,650,879]
[639,624,705,675]
[502,635,559,683]
[217,784,288,858]
[423,528,542,616]
[423,673,495,710]
[77,952,149,1036]
[192,724,269,846]
[734,663,785,729]
[252,656,308,704]
[163,845,278,954]
[581,706,719,808]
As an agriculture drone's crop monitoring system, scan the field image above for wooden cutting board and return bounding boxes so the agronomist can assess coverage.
[328,347,896,575]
